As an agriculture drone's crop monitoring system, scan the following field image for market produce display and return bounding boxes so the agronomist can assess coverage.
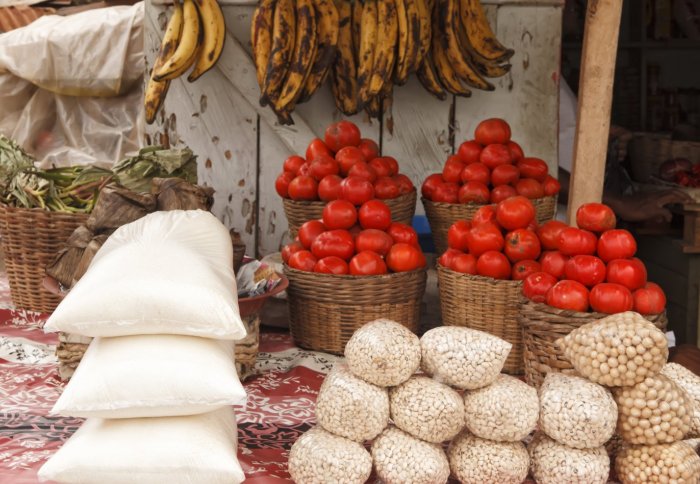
[616,441,700,483]
[252,0,512,123]
[658,157,700,188]
[145,0,226,123]
[529,432,610,484]
[662,363,700,437]
[447,431,529,484]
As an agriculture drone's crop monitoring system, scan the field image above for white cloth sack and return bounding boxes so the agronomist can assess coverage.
[45,210,247,340]
[51,334,246,419]
[38,407,245,484]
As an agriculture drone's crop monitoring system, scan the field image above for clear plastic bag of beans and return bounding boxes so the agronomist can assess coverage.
[529,432,610,484]
[615,441,700,484]
[662,363,700,438]
[448,430,529,484]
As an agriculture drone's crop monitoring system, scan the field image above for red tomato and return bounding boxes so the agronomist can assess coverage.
[546,280,589,312]
[386,243,426,272]
[348,161,378,182]
[460,163,491,185]
[355,229,394,256]
[283,155,306,175]
[432,182,460,203]
[517,158,549,181]
[439,248,462,267]
[358,200,392,230]
[496,196,536,230]
[459,181,490,204]
[298,220,325,248]
[476,251,511,279]
[468,223,505,257]
[507,141,524,160]
[590,283,634,314]
[564,255,607,287]
[306,138,333,161]
[443,156,466,183]
[369,158,392,178]
[297,163,311,177]
[380,156,399,176]
[543,175,561,196]
[348,224,363,238]
[388,222,419,246]
[288,250,317,272]
[311,229,355,261]
[490,185,517,204]
[491,164,520,186]
[314,256,349,275]
[421,173,444,199]
[504,229,542,262]
[288,175,319,201]
[374,177,400,199]
[393,174,414,194]
[335,146,366,176]
[512,260,541,280]
[523,272,558,302]
[537,220,568,250]
[515,178,545,199]
[451,253,478,274]
[480,144,513,170]
[281,241,304,264]
[474,118,511,145]
[576,203,617,232]
[457,140,483,165]
[325,121,361,152]
[318,174,344,201]
[275,171,294,198]
[349,251,388,275]
[558,228,597,256]
[322,199,358,229]
[358,138,379,161]
[309,154,340,181]
[633,282,667,315]
[342,176,375,205]
[606,258,647,291]
[540,250,569,279]
[597,229,637,262]
[448,220,472,251]
[472,205,497,226]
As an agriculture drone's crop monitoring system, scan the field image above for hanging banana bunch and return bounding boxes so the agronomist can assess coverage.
[144,0,227,125]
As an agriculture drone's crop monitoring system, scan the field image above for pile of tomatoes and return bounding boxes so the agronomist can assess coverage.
[275,120,415,203]
[421,118,561,204]
[439,199,666,315]
[658,158,700,188]
[282,199,426,276]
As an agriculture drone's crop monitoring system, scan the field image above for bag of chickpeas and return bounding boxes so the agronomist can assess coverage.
[615,441,700,484]
[662,363,700,437]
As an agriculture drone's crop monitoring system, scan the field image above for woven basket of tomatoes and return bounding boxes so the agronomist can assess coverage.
[276,121,417,237]
[422,118,559,254]
[517,203,668,387]
[282,199,427,355]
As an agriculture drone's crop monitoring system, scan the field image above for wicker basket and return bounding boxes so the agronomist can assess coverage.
[423,195,557,254]
[436,264,524,374]
[285,266,427,355]
[0,205,88,312]
[520,300,669,387]
[283,190,417,237]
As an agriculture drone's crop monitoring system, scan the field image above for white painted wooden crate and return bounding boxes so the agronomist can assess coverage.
[144,0,563,257]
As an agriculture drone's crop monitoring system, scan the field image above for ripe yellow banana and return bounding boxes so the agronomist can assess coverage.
[431,15,470,97]
[332,0,359,115]
[416,53,447,100]
[351,0,363,67]
[357,0,378,105]
[274,0,318,110]
[251,0,275,88]
[442,0,493,91]
[368,0,398,97]
[393,0,419,85]
[145,1,184,124]
[413,0,431,72]
[187,0,225,81]
[260,0,296,107]
[459,0,513,62]
[153,0,201,81]
[298,0,339,102]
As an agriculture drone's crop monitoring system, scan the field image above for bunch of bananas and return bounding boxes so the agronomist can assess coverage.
[252,0,513,123]
[145,0,226,124]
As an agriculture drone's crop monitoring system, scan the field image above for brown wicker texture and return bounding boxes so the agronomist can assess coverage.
[283,190,417,237]
[520,300,669,387]
[234,313,260,381]
[436,264,524,374]
[423,195,557,254]
[285,266,427,355]
[0,205,88,312]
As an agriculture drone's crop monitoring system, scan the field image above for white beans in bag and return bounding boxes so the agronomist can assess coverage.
[528,432,610,484]
[448,430,529,484]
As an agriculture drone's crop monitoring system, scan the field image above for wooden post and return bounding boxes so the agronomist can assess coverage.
[567,0,624,223]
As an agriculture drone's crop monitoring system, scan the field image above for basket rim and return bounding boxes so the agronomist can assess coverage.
[520,298,666,319]
[421,195,557,208]
[283,189,417,207]
[0,203,90,215]
[436,261,523,286]
[284,264,427,280]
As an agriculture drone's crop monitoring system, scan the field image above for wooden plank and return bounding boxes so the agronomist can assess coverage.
[453,4,562,177]
[567,0,624,223]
